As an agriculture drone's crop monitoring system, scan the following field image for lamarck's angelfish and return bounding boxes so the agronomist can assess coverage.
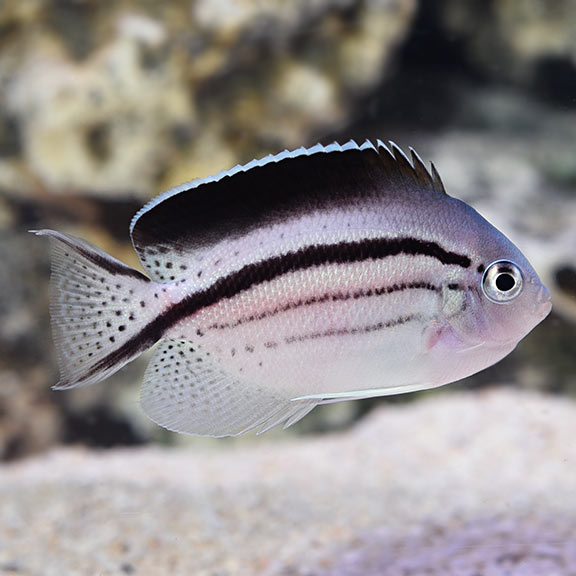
[35,141,551,436]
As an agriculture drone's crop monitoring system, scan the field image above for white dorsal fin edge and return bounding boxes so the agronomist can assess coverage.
[130,139,428,235]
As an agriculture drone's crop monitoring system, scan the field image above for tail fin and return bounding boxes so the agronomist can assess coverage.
[34,229,158,389]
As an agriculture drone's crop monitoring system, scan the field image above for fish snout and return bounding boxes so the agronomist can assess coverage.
[535,284,552,317]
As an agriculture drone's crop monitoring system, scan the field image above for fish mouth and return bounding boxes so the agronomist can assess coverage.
[535,285,552,318]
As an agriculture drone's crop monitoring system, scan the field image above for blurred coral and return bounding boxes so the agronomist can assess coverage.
[0,0,415,199]
[440,0,576,86]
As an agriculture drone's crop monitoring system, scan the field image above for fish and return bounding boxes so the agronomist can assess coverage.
[34,140,552,437]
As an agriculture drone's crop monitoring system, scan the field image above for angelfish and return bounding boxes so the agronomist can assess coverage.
[34,141,552,436]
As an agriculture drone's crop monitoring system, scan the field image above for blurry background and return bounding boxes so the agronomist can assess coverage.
[1,0,576,459]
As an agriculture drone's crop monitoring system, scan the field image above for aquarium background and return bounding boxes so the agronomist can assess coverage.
[1,1,575,574]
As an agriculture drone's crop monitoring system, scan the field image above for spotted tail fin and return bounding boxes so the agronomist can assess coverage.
[34,230,159,389]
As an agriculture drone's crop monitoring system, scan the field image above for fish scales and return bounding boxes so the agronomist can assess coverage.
[34,140,552,436]
[169,257,443,398]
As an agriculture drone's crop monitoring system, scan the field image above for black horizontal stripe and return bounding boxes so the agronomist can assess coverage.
[132,143,446,256]
[89,236,470,376]
[285,314,422,344]
[75,245,151,281]
[207,281,440,331]
[54,232,150,282]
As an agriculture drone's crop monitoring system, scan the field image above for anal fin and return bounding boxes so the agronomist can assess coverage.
[140,339,318,437]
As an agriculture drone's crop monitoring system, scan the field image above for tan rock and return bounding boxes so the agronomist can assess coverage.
[0,0,416,200]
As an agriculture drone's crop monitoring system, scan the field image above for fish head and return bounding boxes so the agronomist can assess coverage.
[439,231,552,355]
[477,257,551,346]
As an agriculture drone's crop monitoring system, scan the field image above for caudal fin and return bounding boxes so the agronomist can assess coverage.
[34,229,158,389]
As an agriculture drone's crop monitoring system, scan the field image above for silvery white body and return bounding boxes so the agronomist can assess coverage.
[36,141,551,436]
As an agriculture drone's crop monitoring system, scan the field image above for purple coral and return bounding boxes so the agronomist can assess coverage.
[325,516,576,576]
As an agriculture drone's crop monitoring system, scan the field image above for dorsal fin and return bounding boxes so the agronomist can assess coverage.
[130,140,446,272]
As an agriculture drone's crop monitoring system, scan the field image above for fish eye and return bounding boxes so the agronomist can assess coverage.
[481,260,523,303]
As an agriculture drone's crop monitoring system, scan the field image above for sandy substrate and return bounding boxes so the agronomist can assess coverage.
[1,388,575,576]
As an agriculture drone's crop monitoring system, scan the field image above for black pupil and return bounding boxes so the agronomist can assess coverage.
[496,273,515,292]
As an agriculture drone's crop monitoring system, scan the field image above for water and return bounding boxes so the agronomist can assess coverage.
[0,2,575,574]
